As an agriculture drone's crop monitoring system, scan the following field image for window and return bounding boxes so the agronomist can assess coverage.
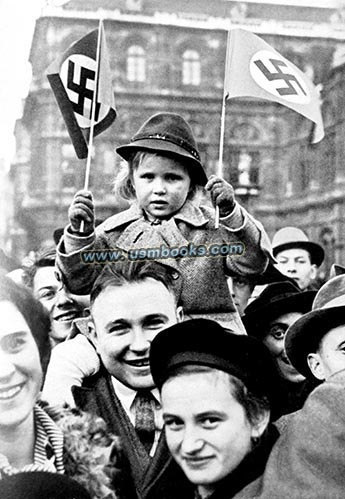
[61,143,86,191]
[127,45,146,82]
[182,49,200,86]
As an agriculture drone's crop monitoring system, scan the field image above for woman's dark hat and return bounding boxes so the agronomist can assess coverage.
[242,281,316,338]
[285,274,345,378]
[150,318,277,405]
[0,472,91,499]
[272,227,324,267]
[116,112,207,186]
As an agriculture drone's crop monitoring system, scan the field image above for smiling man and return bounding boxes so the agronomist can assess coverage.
[24,247,89,346]
[72,260,191,499]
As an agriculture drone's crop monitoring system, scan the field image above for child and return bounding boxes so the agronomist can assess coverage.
[56,112,271,331]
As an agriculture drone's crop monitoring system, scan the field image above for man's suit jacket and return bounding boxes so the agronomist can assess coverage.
[72,368,193,499]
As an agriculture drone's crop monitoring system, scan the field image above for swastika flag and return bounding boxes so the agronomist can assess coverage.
[46,22,116,158]
[224,29,324,143]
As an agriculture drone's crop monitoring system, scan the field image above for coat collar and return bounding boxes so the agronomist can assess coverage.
[102,199,209,232]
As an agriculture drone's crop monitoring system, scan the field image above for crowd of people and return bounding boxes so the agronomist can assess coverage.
[1,112,345,498]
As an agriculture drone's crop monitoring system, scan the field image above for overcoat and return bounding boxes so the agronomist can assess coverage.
[57,200,271,331]
[72,368,194,499]
[259,369,345,499]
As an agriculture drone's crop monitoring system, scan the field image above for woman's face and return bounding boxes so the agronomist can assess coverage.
[162,370,261,497]
[0,301,42,429]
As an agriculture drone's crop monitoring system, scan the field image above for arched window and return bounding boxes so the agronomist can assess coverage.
[126,45,146,82]
[182,49,200,86]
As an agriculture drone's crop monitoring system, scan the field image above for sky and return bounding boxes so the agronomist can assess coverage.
[0,0,46,170]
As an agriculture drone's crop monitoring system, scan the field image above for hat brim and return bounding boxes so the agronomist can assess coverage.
[285,305,345,378]
[273,241,324,267]
[243,290,316,338]
[116,139,208,186]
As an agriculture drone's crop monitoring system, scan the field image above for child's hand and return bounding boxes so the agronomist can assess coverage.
[205,175,236,217]
[68,190,95,234]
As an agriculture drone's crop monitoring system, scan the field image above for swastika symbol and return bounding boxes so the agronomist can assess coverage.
[67,60,101,121]
[254,58,307,97]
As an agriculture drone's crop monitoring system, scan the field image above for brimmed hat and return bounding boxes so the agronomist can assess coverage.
[285,274,345,378]
[239,261,296,286]
[116,112,207,186]
[272,227,324,267]
[150,318,277,405]
[242,281,316,338]
[0,472,91,499]
[329,263,345,279]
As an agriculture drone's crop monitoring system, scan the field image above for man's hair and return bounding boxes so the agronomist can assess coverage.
[90,260,180,307]
[0,273,51,378]
[23,247,56,289]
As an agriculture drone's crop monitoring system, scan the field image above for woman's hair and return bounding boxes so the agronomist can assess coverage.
[165,364,270,429]
[113,150,201,202]
[0,273,51,377]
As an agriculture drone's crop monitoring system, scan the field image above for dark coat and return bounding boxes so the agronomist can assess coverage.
[72,369,193,499]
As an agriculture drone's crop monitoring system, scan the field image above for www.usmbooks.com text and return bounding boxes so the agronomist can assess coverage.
[80,242,245,264]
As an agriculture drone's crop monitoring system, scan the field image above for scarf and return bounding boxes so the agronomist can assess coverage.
[0,404,64,478]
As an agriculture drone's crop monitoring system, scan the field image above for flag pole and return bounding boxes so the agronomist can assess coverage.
[80,18,103,232]
[215,29,232,229]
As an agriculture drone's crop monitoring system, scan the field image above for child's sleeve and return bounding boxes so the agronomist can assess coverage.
[55,224,106,295]
[219,202,274,277]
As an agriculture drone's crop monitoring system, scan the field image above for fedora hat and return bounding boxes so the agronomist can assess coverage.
[242,281,316,338]
[285,274,345,378]
[272,227,324,267]
[240,261,297,286]
[150,318,278,406]
[329,263,345,279]
[116,112,207,186]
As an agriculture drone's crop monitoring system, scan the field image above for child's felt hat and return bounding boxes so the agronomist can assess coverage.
[116,112,208,185]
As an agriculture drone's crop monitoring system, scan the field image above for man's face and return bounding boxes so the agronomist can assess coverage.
[263,311,305,383]
[307,325,345,381]
[91,278,182,390]
[32,266,90,343]
[228,277,255,316]
[275,248,317,290]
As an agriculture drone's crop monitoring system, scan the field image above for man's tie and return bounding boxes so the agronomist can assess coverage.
[134,390,156,454]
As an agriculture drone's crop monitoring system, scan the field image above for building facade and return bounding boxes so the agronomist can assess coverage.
[9,0,345,277]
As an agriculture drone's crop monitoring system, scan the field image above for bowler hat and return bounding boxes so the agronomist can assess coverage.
[0,472,91,499]
[150,318,277,406]
[242,281,315,338]
[116,112,207,186]
[285,274,345,378]
[272,227,324,267]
